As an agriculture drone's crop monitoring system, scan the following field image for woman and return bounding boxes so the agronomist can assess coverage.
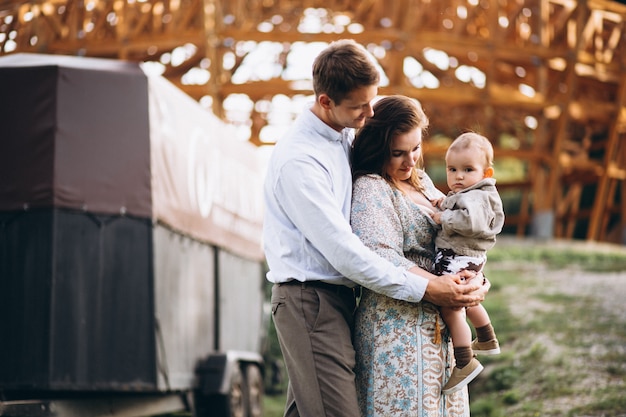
[351,95,470,416]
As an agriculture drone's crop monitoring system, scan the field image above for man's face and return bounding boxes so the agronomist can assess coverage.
[325,85,378,131]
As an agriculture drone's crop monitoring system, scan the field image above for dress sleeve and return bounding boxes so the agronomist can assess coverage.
[351,175,416,271]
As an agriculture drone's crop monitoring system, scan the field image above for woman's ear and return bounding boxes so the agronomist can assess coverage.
[484,167,494,178]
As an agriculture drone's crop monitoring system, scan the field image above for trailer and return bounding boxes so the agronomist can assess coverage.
[0,54,267,417]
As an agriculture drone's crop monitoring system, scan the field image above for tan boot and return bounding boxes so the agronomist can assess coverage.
[442,358,484,394]
[471,338,501,355]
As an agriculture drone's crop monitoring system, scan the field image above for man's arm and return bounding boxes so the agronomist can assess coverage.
[275,160,428,301]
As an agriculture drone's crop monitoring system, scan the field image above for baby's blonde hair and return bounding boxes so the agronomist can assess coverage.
[446,132,494,168]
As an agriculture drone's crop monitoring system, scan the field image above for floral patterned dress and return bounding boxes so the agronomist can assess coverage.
[351,172,470,417]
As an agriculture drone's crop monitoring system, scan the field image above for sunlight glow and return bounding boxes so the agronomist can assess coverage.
[348,23,364,33]
[421,71,440,89]
[140,61,165,76]
[524,115,538,129]
[257,21,273,32]
[231,42,285,84]
[455,65,486,88]
[4,39,16,52]
[404,57,440,89]
[404,57,424,77]
[424,48,450,70]
[182,68,210,85]
[457,6,467,19]
[519,83,536,97]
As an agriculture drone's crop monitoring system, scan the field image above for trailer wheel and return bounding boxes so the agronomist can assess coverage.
[193,364,246,417]
[245,364,264,417]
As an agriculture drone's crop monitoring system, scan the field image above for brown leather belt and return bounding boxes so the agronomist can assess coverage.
[280,279,355,296]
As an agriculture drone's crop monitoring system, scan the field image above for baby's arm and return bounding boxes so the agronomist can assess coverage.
[429,196,445,224]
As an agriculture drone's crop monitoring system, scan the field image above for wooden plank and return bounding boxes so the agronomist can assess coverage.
[587,68,626,240]
[0,0,625,244]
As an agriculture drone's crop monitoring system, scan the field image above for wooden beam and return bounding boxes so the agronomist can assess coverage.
[587,68,626,240]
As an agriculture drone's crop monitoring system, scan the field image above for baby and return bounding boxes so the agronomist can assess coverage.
[430,132,505,394]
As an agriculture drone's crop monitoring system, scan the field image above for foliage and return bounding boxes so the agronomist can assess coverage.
[487,238,626,272]
[466,240,626,417]
[263,240,626,416]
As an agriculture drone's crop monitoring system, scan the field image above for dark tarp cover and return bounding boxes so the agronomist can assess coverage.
[0,209,156,390]
[0,53,265,391]
[0,53,264,261]
[0,53,152,218]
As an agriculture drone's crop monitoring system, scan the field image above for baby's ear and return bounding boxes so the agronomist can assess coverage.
[484,167,494,178]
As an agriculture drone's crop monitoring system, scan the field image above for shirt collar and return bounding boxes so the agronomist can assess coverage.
[302,107,347,143]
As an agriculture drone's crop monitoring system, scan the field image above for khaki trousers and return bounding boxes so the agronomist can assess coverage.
[271,282,360,417]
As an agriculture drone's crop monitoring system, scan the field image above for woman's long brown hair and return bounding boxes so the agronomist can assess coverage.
[351,95,429,191]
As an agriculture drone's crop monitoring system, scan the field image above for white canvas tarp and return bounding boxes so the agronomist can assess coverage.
[146,72,264,261]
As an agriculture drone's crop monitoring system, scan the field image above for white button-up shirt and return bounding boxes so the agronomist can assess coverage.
[262,108,427,302]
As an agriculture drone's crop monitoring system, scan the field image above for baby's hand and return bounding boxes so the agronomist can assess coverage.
[431,197,444,208]
[430,211,442,224]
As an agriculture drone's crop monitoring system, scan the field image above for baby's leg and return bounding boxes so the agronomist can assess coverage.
[466,304,490,328]
[440,306,483,393]
[441,306,471,348]
[467,305,500,355]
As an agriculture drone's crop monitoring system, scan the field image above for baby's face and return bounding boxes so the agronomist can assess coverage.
[445,147,489,192]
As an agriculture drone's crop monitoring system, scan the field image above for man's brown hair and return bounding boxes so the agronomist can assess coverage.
[312,39,380,104]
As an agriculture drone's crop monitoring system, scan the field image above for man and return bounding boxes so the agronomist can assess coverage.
[263,39,489,417]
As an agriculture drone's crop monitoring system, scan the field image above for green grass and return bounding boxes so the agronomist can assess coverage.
[487,238,626,272]
[465,240,626,417]
[568,386,626,417]
[263,395,288,416]
[264,240,626,417]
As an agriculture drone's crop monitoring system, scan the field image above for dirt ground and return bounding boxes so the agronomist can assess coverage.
[491,239,626,416]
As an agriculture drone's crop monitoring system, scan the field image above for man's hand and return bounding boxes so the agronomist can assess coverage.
[423,272,490,308]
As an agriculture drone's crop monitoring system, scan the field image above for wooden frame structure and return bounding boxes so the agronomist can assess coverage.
[1,0,625,243]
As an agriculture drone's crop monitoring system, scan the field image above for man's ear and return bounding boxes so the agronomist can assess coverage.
[484,167,494,178]
[318,94,333,110]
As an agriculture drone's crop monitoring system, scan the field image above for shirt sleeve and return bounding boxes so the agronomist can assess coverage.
[274,159,428,302]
